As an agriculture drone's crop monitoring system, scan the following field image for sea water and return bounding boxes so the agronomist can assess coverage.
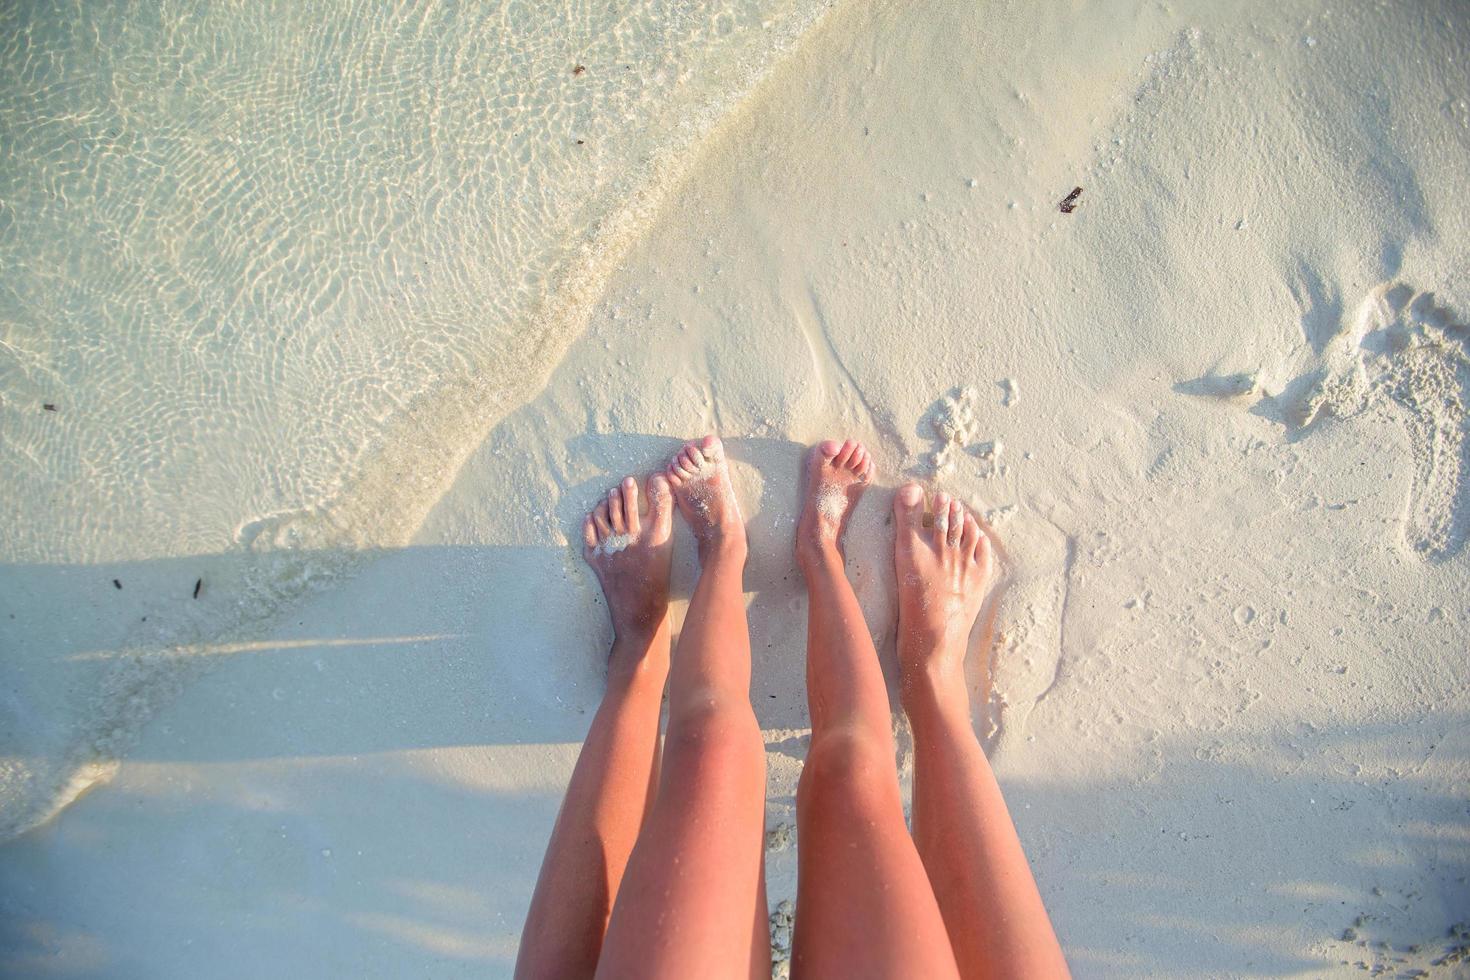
[0,0,833,839]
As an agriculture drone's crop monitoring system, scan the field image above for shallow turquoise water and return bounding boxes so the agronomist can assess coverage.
[0,0,828,565]
[0,0,831,839]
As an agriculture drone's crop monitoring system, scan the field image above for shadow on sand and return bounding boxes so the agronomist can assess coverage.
[1,433,1465,975]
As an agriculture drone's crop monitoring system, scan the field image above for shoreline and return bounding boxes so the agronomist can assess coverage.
[4,0,1468,976]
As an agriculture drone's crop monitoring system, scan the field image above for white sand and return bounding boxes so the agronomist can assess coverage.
[592,533,633,558]
[3,0,1469,977]
[815,484,849,523]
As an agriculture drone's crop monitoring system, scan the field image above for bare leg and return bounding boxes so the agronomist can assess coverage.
[516,475,675,980]
[596,436,770,980]
[791,441,960,979]
[894,484,1069,980]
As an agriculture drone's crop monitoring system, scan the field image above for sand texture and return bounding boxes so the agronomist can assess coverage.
[2,0,1468,977]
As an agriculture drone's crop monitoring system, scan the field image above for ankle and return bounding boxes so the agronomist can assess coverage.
[608,621,671,678]
[795,534,842,572]
[697,531,747,566]
[898,647,970,718]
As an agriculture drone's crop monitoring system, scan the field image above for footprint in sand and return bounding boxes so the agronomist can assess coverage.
[986,511,1073,741]
[1255,281,1469,562]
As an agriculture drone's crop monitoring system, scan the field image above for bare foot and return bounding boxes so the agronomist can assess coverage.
[892,483,996,692]
[665,434,746,561]
[796,438,873,564]
[583,473,675,646]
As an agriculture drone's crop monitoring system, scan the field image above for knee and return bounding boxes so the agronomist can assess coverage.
[665,696,765,784]
[797,727,898,809]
